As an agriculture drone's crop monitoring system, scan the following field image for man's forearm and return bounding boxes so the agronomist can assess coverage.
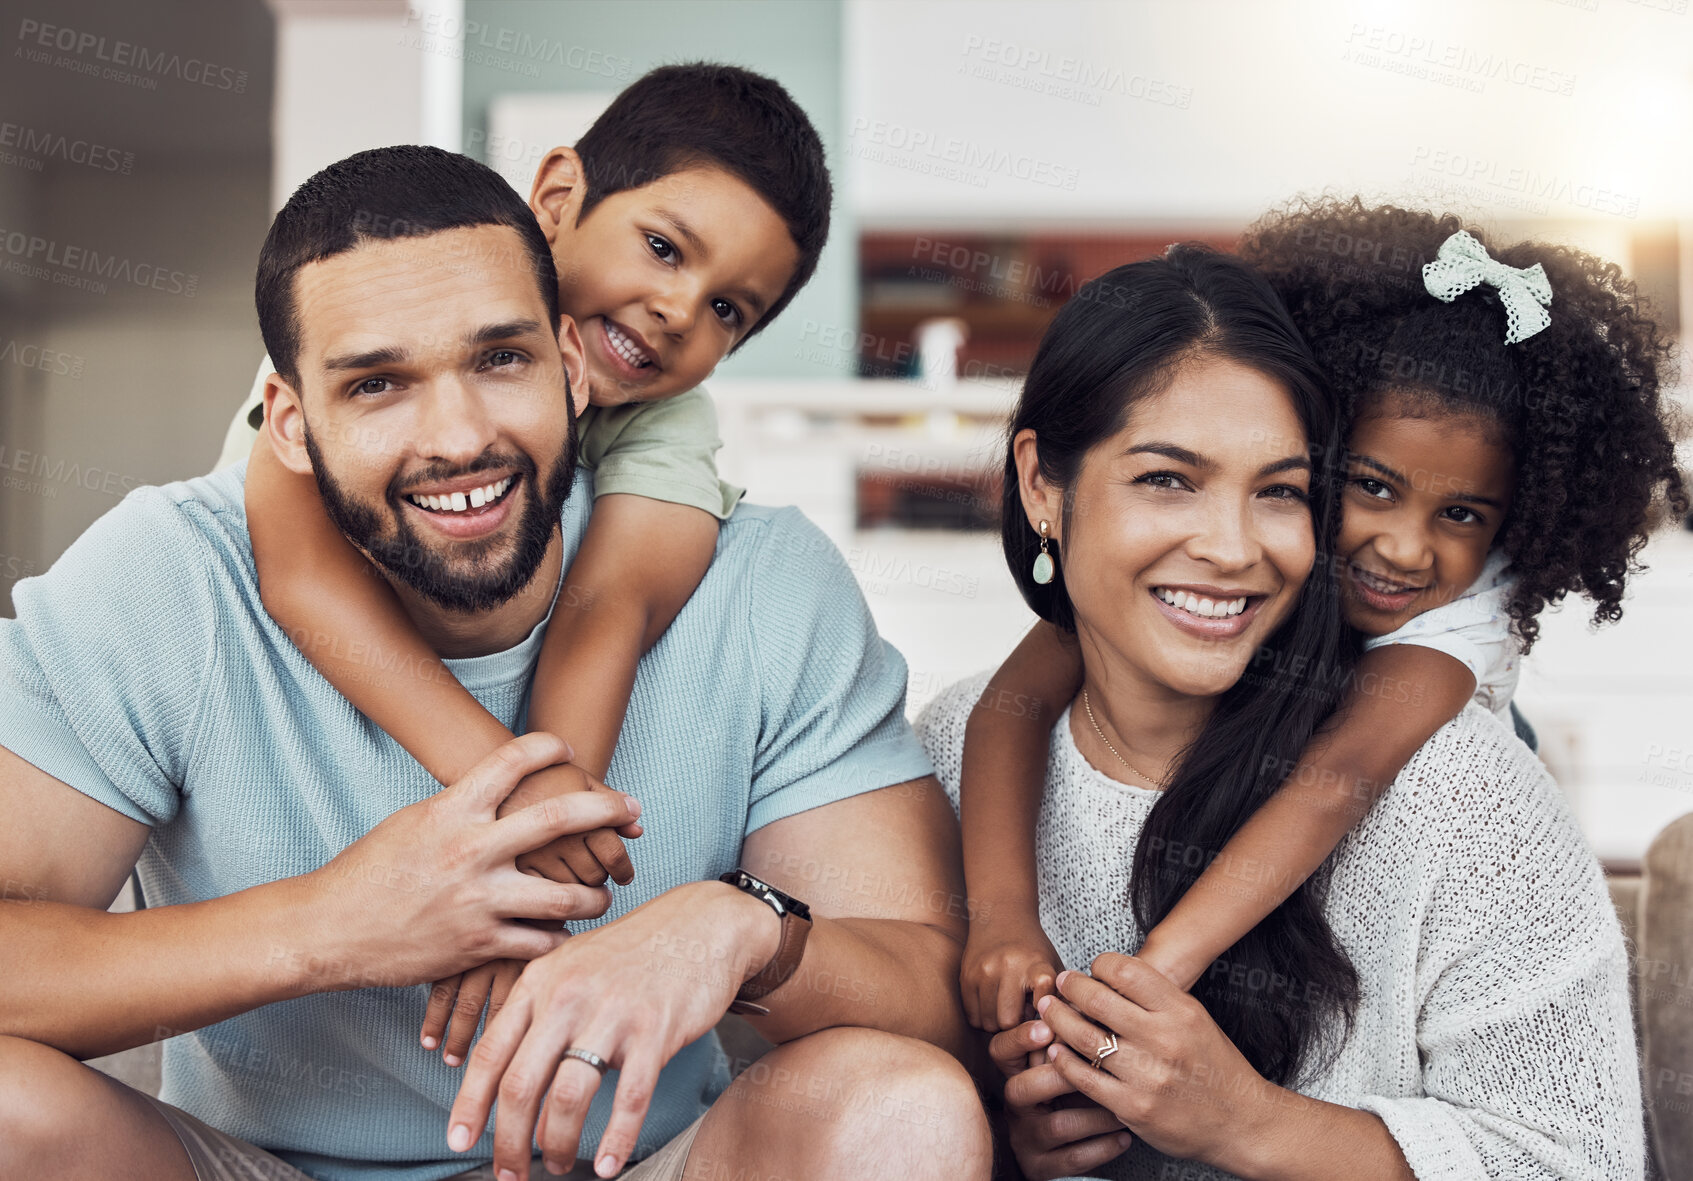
[748,915,973,1061]
[0,874,341,1059]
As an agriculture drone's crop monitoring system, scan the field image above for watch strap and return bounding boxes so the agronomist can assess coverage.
[728,908,810,1017]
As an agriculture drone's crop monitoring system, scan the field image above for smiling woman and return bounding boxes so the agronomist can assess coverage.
[994,247,1356,1087]
[1024,357,1318,697]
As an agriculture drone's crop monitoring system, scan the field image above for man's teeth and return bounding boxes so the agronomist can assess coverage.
[1155,588,1248,618]
[407,477,512,513]
[605,321,652,368]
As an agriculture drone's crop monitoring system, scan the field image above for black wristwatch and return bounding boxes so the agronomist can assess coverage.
[718,869,813,1016]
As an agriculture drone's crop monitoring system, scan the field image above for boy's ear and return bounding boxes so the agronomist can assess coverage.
[529,147,587,246]
[1012,428,1064,543]
[263,372,314,476]
[554,315,588,417]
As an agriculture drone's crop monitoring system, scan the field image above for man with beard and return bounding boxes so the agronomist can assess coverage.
[0,148,988,1181]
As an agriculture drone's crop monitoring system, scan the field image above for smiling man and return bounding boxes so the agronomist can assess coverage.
[0,147,988,1181]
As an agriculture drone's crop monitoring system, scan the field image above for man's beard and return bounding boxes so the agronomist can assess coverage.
[303,415,578,615]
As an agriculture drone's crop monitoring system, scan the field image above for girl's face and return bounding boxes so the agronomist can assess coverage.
[1028,356,1318,700]
[1337,405,1515,637]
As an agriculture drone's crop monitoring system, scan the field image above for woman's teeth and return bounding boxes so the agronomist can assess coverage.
[605,322,652,368]
[1155,588,1248,618]
[407,476,512,514]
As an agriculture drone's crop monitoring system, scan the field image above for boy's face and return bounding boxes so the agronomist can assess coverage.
[533,158,800,407]
[1337,406,1514,637]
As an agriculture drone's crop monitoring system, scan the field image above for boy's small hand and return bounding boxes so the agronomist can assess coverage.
[419,763,647,1059]
[499,762,642,886]
[516,831,615,886]
[962,918,1063,1033]
[423,959,526,1066]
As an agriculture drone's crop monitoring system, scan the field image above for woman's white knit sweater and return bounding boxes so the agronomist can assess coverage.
[917,672,1644,1181]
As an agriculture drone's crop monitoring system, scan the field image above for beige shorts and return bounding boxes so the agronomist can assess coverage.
[141,1092,704,1181]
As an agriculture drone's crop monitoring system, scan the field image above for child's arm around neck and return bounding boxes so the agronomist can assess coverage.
[1136,642,1478,990]
[245,432,516,782]
[244,433,711,816]
[959,620,1083,1031]
[528,492,718,781]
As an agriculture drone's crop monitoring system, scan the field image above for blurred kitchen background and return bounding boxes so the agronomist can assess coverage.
[2,0,1691,863]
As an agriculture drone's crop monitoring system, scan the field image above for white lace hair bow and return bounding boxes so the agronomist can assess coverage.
[1421,230,1553,344]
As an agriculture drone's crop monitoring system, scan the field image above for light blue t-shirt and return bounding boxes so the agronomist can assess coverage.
[0,461,932,1181]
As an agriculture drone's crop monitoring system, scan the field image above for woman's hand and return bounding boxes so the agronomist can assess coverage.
[961,911,1062,1032]
[989,1019,1135,1180]
[1037,953,1283,1166]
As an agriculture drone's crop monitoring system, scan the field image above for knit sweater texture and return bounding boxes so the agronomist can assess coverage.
[917,672,1643,1181]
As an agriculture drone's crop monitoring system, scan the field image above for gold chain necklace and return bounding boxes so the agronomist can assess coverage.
[1082,688,1168,789]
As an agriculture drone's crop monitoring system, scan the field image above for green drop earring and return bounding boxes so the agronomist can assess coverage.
[1032,520,1055,585]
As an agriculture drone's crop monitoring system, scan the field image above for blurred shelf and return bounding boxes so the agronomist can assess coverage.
[857,226,1243,380]
[711,377,1018,417]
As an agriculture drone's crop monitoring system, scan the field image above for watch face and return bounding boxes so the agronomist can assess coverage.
[721,869,811,922]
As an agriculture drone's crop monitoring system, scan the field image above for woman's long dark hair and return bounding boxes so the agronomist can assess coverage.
[1001,244,1361,1085]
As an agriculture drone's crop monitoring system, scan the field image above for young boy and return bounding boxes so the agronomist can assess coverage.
[227,62,831,1064]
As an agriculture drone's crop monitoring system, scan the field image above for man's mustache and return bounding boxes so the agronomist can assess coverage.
[389,452,533,501]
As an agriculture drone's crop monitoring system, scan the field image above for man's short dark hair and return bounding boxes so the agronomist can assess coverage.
[573,62,831,346]
[256,145,559,386]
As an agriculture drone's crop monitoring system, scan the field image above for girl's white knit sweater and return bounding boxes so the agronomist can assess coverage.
[917,673,1644,1180]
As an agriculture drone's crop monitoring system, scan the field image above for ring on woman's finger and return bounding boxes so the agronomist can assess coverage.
[1090,1033,1119,1070]
[562,1047,609,1075]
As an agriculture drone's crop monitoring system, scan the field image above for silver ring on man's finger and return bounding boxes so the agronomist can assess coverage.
[563,1047,609,1074]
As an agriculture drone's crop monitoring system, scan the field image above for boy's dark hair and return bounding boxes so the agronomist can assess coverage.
[1242,196,1688,652]
[257,145,559,387]
[573,62,831,345]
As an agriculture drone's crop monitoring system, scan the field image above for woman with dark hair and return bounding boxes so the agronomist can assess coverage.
[915,244,1640,1179]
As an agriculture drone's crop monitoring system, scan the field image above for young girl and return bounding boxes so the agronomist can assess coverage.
[960,198,1687,1031]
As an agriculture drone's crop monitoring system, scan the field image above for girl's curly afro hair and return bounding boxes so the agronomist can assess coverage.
[1240,196,1687,652]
